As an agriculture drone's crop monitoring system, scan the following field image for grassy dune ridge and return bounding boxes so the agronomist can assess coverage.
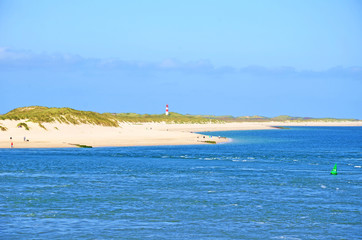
[0,106,120,127]
[0,106,219,126]
[0,106,359,128]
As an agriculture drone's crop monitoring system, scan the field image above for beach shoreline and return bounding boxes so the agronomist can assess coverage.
[1,120,361,149]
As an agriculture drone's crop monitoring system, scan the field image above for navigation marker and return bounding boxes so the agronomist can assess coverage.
[330,163,337,175]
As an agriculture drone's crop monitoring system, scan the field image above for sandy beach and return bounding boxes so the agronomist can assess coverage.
[1,120,361,149]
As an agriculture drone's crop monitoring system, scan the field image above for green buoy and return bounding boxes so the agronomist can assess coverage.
[330,163,337,175]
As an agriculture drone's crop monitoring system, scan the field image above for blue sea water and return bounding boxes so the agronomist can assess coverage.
[1,127,361,239]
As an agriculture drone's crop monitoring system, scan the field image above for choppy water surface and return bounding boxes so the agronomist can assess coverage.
[1,127,361,239]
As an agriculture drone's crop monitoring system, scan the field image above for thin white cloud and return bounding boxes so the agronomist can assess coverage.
[0,48,361,80]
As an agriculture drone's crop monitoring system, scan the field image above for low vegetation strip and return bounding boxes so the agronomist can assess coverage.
[0,106,219,125]
[201,114,359,122]
[0,106,359,127]
[115,112,218,123]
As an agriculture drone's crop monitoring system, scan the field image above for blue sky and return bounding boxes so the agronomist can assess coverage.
[0,0,361,118]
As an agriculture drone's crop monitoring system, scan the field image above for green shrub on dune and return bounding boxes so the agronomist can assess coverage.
[17,122,30,130]
[0,125,7,131]
[38,123,47,130]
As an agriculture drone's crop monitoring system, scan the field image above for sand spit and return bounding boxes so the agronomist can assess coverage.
[0,120,361,148]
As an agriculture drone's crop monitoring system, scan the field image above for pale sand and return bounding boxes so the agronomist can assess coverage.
[1,120,361,148]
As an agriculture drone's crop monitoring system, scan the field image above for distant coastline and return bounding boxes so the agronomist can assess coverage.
[0,106,361,149]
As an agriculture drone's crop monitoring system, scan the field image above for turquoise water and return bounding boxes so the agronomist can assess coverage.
[1,127,361,239]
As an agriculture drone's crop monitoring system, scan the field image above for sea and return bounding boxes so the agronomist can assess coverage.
[1,127,361,239]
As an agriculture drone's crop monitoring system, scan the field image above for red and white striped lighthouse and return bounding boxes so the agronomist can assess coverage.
[165,104,169,116]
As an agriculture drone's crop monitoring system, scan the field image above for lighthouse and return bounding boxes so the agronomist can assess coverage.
[165,104,169,116]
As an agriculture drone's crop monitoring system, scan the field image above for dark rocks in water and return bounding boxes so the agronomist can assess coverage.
[273,126,290,129]
[76,144,92,148]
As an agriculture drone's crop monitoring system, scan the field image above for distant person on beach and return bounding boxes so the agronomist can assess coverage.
[24,137,26,141]
[11,142,13,148]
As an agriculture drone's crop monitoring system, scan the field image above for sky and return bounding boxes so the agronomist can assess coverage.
[0,0,361,118]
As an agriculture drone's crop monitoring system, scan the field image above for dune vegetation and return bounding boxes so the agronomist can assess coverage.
[0,124,7,131]
[0,106,358,127]
[0,106,120,127]
[0,106,219,126]
[16,122,30,130]
[198,114,358,122]
[115,112,218,124]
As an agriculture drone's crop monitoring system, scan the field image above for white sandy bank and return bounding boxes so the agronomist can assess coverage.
[0,120,361,148]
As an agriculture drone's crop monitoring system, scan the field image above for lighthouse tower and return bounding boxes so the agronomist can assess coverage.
[165,104,169,116]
